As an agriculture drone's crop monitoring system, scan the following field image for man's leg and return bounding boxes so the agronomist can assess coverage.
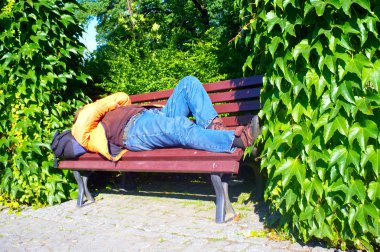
[124,109,235,153]
[162,76,218,128]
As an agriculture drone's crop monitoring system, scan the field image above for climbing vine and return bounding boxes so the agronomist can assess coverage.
[0,0,90,208]
[236,0,380,250]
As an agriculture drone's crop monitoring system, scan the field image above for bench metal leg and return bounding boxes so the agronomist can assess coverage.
[120,172,136,191]
[73,171,84,207]
[222,182,236,217]
[73,171,94,207]
[83,175,95,202]
[211,173,226,223]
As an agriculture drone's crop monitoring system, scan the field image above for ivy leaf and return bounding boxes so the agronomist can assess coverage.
[274,158,306,187]
[362,60,380,92]
[306,68,319,89]
[323,113,351,143]
[358,19,368,46]
[345,179,366,203]
[368,181,380,201]
[323,121,335,144]
[60,14,75,28]
[293,39,310,62]
[299,205,313,221]
[320,93,333,114]
[283,188,297,211]
[269,36,283,57]
[26,69,37,84]
[347,148,361,172]
[329,178,349,195]
[312,176,324,197]
[291,103,306,123]
[353,0,372,13]
[360,145,379,178]
[349,120,379,150]
[310,0,326,16]
[329,145,348,169]
[353,96,374,116]
[334,115,349,136]
[343,53,370,80]
[353,203,378,234]
[322,54,336,73]
[306,69,327,99]
[266,11,284,32]
[326,32,337,53]
[314,113,329,132]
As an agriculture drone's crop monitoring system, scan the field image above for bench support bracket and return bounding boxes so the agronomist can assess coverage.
[211,173,236,223]
[73,170,94,207]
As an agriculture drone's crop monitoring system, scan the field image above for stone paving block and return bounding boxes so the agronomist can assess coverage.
[223,241,251,251]
[0,181,339,252]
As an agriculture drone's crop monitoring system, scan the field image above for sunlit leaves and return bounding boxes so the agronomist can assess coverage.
[0,0,88,207]
[236,0,380,249]
[362,60,380,92]
[274,158,306,187]
[348,120,378,150]
[360,145,379,178]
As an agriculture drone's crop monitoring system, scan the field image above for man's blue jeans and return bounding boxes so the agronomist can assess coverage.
[123,76,236,153]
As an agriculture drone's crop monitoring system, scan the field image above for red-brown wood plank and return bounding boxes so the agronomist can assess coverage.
[132,87,261,105]
[130,75,263,103]
[59,148,244,173]
[208,88,261,103]
[214,100,261,114]
[222,115,254,127]
[69,148,243,161]
[203,75,263,92]
[137,100,261,114]
[59,160,240,173]
[131,89,173,103]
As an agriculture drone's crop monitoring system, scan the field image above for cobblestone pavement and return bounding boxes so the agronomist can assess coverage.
[0,179,335,252]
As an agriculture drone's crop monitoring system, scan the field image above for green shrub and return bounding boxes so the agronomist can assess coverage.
[80,0,249,97]
[86,39,235,95]
[0,0,89,207]
[236,0,379,250]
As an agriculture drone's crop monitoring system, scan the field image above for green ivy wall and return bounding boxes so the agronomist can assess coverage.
[236,0,379,250]
[0,0,89,207]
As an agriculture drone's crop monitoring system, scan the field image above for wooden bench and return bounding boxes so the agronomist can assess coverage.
[59,75,263,223]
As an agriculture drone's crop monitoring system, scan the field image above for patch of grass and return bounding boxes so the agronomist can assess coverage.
[208,236,228,242]
[242,228,289,241]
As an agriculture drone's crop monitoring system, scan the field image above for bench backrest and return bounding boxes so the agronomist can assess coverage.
[130,76,263,128]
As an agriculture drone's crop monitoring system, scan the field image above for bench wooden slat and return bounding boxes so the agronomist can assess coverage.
[214,100,261,114]
[203,75,263,92]
[131,89,173,103]
[132,88,261,105]
[59,148,243,173]
[208,88,260,103]
[130,76,263,103]
[222,115,254,127]
[135,100,261,114]
[59,160,240,173]
[71,148,243,160]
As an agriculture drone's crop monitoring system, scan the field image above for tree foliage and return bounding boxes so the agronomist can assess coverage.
[79,0,249,97]
[236,0,380,250]
[0,0,89,207]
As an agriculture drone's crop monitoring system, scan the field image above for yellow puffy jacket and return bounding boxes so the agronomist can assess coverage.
[72,92,131,161]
